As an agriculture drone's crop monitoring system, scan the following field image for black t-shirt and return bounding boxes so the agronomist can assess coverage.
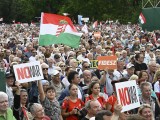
[134,62,148,73]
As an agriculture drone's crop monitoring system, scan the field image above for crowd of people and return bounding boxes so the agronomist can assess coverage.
[0,21,160,120]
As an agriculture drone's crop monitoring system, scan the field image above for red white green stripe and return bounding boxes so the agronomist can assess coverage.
[139,13,146,24]
[39,13,82,48]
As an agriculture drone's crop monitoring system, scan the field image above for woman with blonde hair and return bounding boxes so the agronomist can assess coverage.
[57,62,66,77]
[153,70,160,102]
[138,104,154,120]
[152,70,160,84]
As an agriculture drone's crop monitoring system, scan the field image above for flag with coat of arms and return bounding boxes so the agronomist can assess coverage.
[39,13,82,48]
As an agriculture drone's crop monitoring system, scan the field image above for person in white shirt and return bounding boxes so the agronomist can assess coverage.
[113,59,125,81]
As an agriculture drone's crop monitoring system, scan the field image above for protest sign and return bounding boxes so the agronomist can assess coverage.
[77,60,98,69]
[13,61,44,83]
[90,60,98,68]
[97,56,117,70]
[115,80,140,112]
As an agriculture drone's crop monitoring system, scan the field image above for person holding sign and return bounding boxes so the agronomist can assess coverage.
[105,78,126,111]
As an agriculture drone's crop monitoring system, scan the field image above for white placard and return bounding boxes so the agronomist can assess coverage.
[115,80,140,112]
[81,18,89,22]
[13,61,44,83]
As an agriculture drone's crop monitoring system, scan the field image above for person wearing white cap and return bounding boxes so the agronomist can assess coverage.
[50,70,65,99]
[123,63,135,80]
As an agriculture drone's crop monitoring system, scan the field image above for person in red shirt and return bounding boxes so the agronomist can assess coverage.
[61,84,84,120]
[85,81,106,109]
[106,78,128,113]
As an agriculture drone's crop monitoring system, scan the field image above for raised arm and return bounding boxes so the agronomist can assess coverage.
[99,69,108,85]
[38,80,45,102]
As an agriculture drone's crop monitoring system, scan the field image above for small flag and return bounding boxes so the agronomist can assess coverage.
[39,13,82,48]
[92,21,98,28]
[139,13,146,24]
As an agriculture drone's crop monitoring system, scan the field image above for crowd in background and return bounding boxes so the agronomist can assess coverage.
[0,21,160,120]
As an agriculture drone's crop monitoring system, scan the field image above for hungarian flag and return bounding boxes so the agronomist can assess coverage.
[139,13,146,24]
[92,21,98,28]
[39,13,82,48]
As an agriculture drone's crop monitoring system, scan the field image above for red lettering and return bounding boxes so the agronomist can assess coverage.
[124,87,131,105]
[23,67,31,78]
[17,68,25,80]
[118,87,131,106]
[118,88,127,106]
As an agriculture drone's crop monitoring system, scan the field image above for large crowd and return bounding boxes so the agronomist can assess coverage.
[0,21,160,120]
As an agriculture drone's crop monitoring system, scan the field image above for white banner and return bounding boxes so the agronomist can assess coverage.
[115,80,140,112]
[13,61,44,83]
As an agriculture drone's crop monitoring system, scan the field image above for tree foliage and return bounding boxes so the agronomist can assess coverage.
[0,0,142,24]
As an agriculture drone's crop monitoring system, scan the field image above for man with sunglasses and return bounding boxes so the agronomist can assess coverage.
[82,61,90,71]
[41,63,51,81]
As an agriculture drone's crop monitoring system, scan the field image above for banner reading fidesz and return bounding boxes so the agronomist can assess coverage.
[97,56,117,70]
[115,80,140,112]
[13,61,44,83]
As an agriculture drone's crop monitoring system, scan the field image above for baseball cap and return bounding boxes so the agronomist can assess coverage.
[126,63,134,69]
[52,70,59,75]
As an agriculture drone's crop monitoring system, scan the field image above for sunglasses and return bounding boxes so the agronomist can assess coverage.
[43,68,48,70]
[141,51,145,52]
[84,66,90,68]
[60,65,65,67]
